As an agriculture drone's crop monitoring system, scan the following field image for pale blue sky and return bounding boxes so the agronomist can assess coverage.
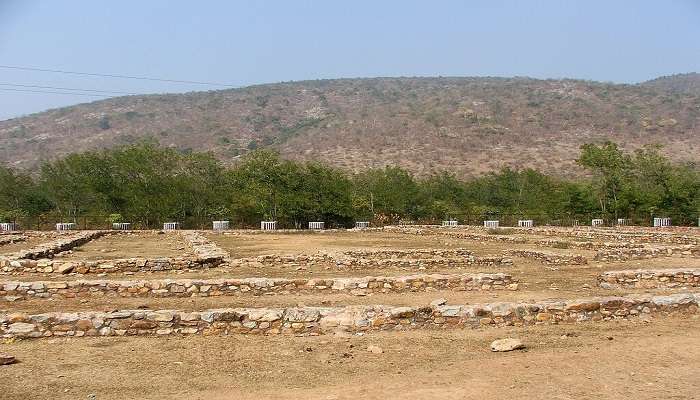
[1,0,699,120]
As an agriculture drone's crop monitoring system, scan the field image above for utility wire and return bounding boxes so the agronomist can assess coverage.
[0,83,139,96]
[0,87,112,97]
[0,65,235,87]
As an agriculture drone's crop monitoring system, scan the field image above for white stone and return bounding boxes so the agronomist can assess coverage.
[490,338,525,352]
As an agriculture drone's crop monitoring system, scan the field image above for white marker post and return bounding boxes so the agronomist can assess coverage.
[260,221,277,230]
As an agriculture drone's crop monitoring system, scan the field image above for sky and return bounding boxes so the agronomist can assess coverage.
[0,0,699,120]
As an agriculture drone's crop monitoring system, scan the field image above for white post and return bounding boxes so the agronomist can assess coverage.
[309,221,324,229]
[112,222,131,230]
[163,222,179,230]
[653,217,671,227]
[260,221,277,230]
[355,221,370,229]
[518,220,533,228]
[0,222,18,231]
[484,220,499,228]
[591,219,604,227]
[213,220,230,230]
[56,222,76,231]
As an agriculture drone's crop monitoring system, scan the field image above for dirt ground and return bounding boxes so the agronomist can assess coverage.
[1,315,698,400]
[2,227,699,399]
[58,232,191,261]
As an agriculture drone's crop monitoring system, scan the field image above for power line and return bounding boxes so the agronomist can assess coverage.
[0,65,235,87]
[0,83,139,96]
[0,87,112,97]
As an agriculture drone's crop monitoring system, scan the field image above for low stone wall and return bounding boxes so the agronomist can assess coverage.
[2,293,697,339]
[340,248,474,259]
[0,231,107,261]
[333,255,513,269]
[0,257,219,274]
[599,268,700,289]
[229,250,512,270]
[0,235,26,246]
[519,227,698,245]
[436,231,528,244]
[593,245,699,262]
[0,231,228,275]
[180,231,229,263]
[532,239,644,251]
[503,249,588,265]
[0,272,517,301]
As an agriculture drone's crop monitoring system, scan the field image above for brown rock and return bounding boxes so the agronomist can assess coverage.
[0,353,16,365]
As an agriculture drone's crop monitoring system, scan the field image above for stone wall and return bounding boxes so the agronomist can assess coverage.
[385,226,675,251]
[0,231,107,261]
[333,255,513,268]
[593,245,699,262]
[2,292,697,339]
[0,235,26,246]
[229,250,512,270]
[180,231,229,263]
[1,230,228,275]
[0,272,517,301]
[503,249,588,265]
[340,248,474,259]
[599,268,700,289]
[517,227,698,245]
[1,257,215,275]
[532,239,644,251]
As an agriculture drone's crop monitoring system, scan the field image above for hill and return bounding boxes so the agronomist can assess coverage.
[641,73,700,96]
[1,76,699,177]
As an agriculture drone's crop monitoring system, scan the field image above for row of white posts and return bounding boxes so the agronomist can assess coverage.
[55,222,76,231]
[212,221,229,230]
[483,220,500,229]
[7,217,688,233]
[653,217,671,227]
[308,221,325,230]
[0,222,19,232]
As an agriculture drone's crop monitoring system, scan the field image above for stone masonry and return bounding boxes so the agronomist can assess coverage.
[0,272,517,301]
[503,249,588,265]
[599,268,700,289]
[0,230,228,274]
[2,292,697,339]
[593,245,699,262]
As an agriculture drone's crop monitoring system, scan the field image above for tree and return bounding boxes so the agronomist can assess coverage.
[576,141,630,217]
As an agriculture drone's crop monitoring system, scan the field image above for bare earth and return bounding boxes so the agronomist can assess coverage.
[1,227,699,399]
[58,232,191,261]
[1,316,698,400]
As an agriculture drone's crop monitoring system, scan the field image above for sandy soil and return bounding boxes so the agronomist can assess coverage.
[57,232,191,261]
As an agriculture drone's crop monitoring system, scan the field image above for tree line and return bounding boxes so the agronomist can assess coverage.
[0,141,698,228]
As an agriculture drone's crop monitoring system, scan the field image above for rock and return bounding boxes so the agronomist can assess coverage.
[57,263,74,274]
[490,338,525,352]
[430,298,447,306]
[367,345,383,354]
[7,322,35,334]
[0,353,16,365]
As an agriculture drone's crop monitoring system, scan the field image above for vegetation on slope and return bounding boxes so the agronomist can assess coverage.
[1,76,699,177]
